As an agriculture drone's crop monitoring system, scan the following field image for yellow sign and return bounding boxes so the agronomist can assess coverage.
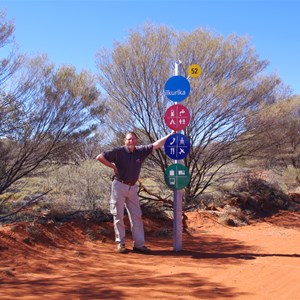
[188,64,202,78]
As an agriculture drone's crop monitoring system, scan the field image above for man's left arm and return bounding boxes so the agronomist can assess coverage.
[152,131,175,150]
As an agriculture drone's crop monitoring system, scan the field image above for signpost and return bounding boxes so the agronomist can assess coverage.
[163,61,198,251]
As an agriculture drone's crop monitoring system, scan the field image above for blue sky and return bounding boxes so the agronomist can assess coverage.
[1,0,300,94]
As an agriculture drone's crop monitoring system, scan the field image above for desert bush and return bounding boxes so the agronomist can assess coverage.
[218,205,249,226]
[0,200,12,215]
[282,165,300,191]
[185,193,217,211]
[141,202,171,220]
[44,160,111,213]
[221,173,290,217]
[0,159,112,223]
[25,223,43,239]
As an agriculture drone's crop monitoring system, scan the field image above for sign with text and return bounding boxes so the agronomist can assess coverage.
[164,133,190,160]
[164,75,190,102]
[188,64,202,78]
[164,104,191,131]
[164,163,190,190]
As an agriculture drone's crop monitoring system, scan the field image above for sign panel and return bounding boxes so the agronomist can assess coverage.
[164,104,191,131]
[164,163,190,190]
[164,133,190,160]
[188,64,202,78]
[164,75,190,102]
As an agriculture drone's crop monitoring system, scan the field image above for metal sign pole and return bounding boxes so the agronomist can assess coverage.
[164,62,199,252]
[173,60,183,251]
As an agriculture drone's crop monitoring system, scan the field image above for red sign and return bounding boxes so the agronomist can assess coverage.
[164,104,191,131]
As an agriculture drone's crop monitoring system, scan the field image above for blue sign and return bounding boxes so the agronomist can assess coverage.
[164,133,190,160]
[164,76,190,102]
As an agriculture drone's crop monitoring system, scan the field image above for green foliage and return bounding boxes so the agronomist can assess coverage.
[0,160,111,223]
[44,160,111,212]
[0,200,12,215]
[0,10,107,195]
[2,13,300,221]
[0,59,106,194]
[96,22,293,202]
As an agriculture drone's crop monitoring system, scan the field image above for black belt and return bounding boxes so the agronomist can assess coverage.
[115,179,136,186]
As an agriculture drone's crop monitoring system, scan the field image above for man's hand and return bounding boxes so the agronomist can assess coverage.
[113,165,118,176]
[153,131,176,150]
[96,153,118,175]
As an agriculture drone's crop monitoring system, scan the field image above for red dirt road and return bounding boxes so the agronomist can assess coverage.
[1,211,300,299]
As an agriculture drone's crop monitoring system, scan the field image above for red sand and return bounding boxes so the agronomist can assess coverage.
[1,210,300,299]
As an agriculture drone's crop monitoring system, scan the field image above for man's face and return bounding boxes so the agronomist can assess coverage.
[124,133,137,152]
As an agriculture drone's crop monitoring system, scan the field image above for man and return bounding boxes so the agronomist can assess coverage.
[96,131,174,253]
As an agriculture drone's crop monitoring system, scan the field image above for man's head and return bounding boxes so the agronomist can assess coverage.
[124,132,138,152]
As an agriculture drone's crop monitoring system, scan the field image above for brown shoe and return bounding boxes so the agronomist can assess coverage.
[133,245,151,254]
[117,244,127,253]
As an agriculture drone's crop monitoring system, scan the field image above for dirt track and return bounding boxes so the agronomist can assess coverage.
[1,211,300,299]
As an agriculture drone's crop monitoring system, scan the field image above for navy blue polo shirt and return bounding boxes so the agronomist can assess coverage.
[103,144,153,183]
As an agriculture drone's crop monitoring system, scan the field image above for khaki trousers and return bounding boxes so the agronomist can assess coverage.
[110,180,145,248]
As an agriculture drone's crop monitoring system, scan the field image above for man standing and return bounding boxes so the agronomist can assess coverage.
[96,131,174,253]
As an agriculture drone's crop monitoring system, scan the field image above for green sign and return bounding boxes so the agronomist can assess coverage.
[164,163,190,190]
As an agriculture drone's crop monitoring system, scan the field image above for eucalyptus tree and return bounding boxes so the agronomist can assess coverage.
[96,23,292,205]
